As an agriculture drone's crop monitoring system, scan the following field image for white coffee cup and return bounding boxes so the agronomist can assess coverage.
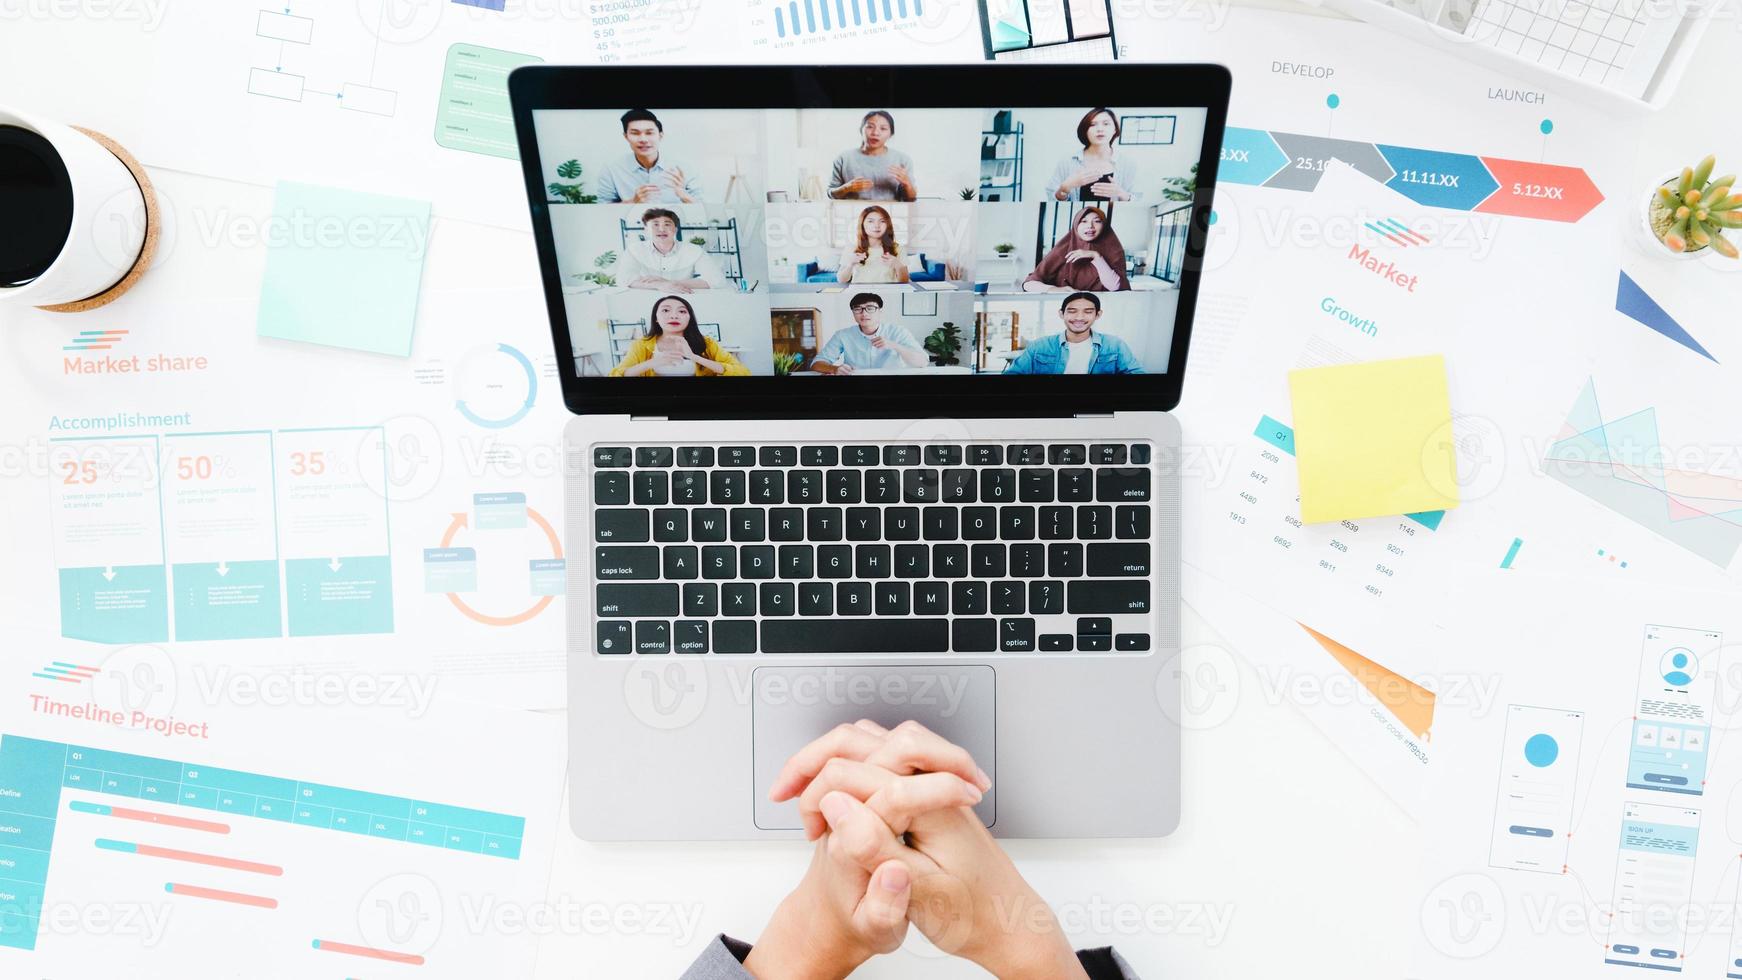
[0,107,148,308]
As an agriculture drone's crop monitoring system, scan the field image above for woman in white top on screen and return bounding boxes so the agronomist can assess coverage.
[617,208,728,293]
[1045,108,1140,203]
[836,205,910,285]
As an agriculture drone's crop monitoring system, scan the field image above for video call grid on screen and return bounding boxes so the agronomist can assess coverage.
[532,105,1208,379]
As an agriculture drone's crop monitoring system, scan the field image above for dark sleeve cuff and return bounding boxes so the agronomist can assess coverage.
[1079,946,1142,980]
[677,934,754,980]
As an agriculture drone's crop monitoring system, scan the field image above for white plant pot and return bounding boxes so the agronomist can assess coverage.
[1636,172,1712,262]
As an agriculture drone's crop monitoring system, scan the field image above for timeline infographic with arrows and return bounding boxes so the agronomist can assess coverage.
[1218,127,1604,223]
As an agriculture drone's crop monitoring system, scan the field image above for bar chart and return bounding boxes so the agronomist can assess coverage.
[774,0,926,37]
[0,698,561,977]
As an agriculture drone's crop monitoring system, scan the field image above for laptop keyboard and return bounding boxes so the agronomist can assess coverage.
[590,442,1156,656]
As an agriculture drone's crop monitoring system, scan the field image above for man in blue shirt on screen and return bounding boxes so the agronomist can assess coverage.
[596,109,701,204]
[812,292,930,375]
[1003,291,1145,375]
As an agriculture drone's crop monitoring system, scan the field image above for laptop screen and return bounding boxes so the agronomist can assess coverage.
[529,105,1211,381]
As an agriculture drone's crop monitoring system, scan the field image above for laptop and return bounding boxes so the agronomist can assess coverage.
[509,64,1230,840]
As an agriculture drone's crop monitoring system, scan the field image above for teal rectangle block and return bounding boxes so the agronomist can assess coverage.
[137,778,179,803]
[530,558,565,596]
[442,827,484,853]
[0,887,41,951]
[177,785,218,809]
[0,843,51,882]
[329,809,371,834]
[66,746,181,783]
[99,773,142,798]
[181,766,298,802]
[0,738,68,818]
[422,548,478,593]
[58,565,169,643]
[0,812,56,851]
[412,801,525,838]
[481,834,522,859]
[62,768,100,792]
[254,797,295,822]
[171,560,283,641]
[215,791,256,816]
[1253,415,1296,456]
[406,821,445,847]
[293,803,333,828]
[285,555,395,637]
[298,783,413,819]
[367,815,408,841]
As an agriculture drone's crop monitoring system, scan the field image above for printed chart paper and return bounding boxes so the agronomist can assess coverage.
[0,687,563,977]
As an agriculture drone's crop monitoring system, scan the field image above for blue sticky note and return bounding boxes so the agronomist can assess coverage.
[256,181,431,356]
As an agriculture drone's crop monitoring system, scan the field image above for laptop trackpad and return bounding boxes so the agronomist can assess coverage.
[752,665,996,831]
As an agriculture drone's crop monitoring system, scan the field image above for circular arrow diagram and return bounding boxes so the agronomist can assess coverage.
[454,343,538,429]
[439,506,563,627]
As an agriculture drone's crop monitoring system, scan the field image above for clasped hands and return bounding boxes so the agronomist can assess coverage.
[742,720,1090,980]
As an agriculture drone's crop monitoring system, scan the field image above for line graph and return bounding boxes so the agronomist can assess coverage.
[1544,378,1742,567]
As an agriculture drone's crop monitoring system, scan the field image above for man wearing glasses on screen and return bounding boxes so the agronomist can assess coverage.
[1003,292,1145,375]
[811,293,929,375]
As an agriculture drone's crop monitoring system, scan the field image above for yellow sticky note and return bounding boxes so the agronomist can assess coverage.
[1288,355,1458,524]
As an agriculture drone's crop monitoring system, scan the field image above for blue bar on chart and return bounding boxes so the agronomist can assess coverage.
[1500,537,1524,569]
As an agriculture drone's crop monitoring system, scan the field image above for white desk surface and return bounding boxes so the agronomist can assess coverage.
[4,3,1734,976]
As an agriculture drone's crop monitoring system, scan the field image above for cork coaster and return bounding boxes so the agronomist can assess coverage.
[37,127,160,314]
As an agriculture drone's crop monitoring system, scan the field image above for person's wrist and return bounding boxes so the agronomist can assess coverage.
[745,894,864,980]
[970,927,1086,980]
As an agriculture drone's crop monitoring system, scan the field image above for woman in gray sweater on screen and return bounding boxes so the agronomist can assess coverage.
[679,721,1141,979]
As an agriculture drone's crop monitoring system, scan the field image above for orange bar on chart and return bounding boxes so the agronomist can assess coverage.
[96,839,282,876]
[165,883,278,909]
[313,939,427,965]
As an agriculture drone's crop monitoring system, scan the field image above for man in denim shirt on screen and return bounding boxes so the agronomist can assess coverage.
[1003,291,1145,375]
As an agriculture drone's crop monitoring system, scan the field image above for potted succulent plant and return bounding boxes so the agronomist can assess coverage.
[1644,155,1738,260]
[993,242,1016,257]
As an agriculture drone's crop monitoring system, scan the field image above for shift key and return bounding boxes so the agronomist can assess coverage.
[1067,581,1149,614]
[597,583,679,616]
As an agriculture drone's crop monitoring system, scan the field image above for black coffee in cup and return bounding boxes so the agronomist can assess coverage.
[0,124,75,288]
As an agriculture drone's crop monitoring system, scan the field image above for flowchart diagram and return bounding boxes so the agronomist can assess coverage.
[247,6,398,116]
[422,492,564,628]
[48,428,394,644]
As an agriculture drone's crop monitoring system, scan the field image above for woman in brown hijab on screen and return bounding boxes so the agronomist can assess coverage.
[1022,206,1130,292]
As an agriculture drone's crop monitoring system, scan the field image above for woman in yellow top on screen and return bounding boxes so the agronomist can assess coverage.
[610,294,750,377]
[837,205,910,285]
[1023,206,1130,292]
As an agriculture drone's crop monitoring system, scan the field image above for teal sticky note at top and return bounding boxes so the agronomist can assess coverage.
[256,181,431,356]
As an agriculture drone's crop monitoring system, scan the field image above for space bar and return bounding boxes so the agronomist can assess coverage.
[761,619,951,654]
